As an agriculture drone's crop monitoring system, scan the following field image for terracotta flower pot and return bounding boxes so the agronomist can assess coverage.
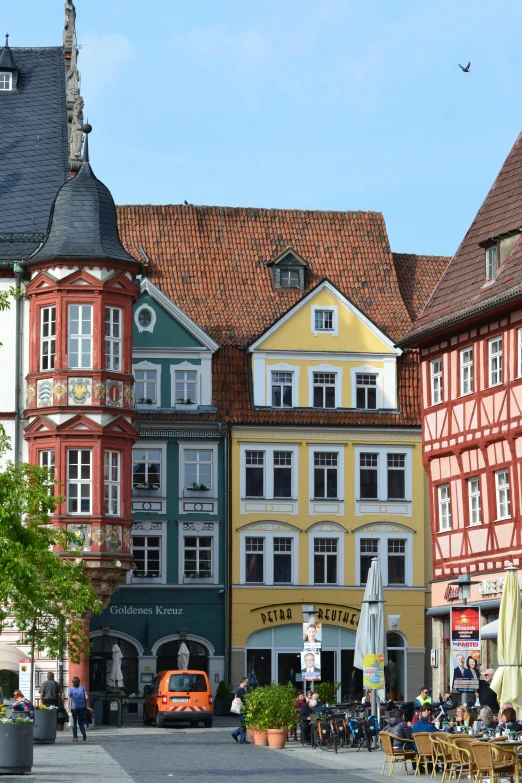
[246,727,255,743]
[253,729,268,746]
[267,728,287,749]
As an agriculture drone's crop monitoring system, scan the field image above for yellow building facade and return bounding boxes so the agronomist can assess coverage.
[229,281,429,700]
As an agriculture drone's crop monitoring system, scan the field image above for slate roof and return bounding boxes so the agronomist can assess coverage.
[118,204,430,427]
[0,46,69,264]
[393,253,450,321]
[29,162,139,266]
[117,204,412,346]
[402,131,522,345]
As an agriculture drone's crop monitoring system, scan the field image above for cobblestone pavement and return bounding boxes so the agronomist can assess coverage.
[2,718,393,783]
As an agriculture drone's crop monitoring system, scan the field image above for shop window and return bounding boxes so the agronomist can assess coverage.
[313,537,338,584]
[183,536,212,579]
[105,307,122,372]
[247,649,272,687]
[67,449,92,514]
[68,304,92,369]
[386,631,406,701]
[40,306,56,371]
[132,535,161,577]
[245,537,264,583]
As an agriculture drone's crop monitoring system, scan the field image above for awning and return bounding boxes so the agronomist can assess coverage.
[0,643,27,672]
[481,619,498,640]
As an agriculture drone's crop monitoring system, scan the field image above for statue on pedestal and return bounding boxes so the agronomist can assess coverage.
[70,95,84,161]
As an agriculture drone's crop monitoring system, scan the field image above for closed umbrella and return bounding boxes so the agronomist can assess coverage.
[490,566,522,714]
[178,642,190,670]
[108,644,124,689]
[354,557,387,706]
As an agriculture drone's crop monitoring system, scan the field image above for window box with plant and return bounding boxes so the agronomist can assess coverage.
[136,398,155,406]
[183,570,212,584]
[174,397,198,412]
[184,482,210,497]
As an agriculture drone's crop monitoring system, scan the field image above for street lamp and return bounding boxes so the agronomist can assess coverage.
[448,571,480,605]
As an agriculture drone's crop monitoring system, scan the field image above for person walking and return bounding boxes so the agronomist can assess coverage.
[231,677,249,744]
[40,672,62,707]
[67,676,88,742]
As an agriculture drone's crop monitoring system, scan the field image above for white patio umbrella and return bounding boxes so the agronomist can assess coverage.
[354,557,387,708]
[178,642,190,670]
[490,566,522,715]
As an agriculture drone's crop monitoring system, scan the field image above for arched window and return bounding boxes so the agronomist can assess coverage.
[156,640,209,673]
[89,635,139,694]
[386,631,407,700]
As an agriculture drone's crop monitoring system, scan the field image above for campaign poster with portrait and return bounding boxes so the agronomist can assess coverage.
[301,649,321,680]
[303,621,322,649]
[450,606,481,692]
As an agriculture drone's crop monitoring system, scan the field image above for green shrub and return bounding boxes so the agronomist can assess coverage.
[315,681,341,705]
[216,680,229,701]
[244,683,298,730]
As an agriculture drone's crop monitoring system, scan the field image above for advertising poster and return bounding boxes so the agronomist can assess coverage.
[19,660,32,695]
[303,622,322,649]
[363,653,385,690]
[450,606,481,692]
[301,649,321,680]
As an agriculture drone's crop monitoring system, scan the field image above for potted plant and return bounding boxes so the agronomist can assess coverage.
[315,681,341,706]
[133,481,160,492]
[184,482,210,497]
[262,683,298,749]
[243,688,268,746]
[183,570,212,583]
[136,398,155,406]
[214,681,231,716]
[174,397,198,412]
[0,717,33,773]
[33,704,58,744]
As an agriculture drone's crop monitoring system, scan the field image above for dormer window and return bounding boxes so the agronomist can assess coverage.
[281,269,300,288]
[486,245,497,280]
[269,246,307,290]
[0,72,12,90]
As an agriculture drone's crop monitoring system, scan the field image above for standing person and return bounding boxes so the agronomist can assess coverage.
[477,669,499,712]
[67,676,88,742]
[40,672,62,707]
[300,693,312,744]
[231,676,249,744]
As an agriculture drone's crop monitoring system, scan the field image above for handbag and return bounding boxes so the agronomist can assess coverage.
[84,707,93,726]
[230,697,241,715]
[57,702,69,724]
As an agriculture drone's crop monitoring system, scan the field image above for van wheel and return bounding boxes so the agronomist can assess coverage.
[203,719,213,728]
[156,711,165,728]
[143,711,152,726]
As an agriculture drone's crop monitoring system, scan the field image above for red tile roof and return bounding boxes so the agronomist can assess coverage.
[116,204,434,427]
[402,131,522,344]
[393,253,451,321]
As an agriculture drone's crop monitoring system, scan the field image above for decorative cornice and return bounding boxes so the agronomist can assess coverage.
[352,521,416,534]
[237,520,301,533]
[232,428,421,443]
[139,427,223,438]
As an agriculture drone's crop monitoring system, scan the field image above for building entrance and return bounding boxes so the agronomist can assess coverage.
[156,640,209,673]
[89,635,138,694]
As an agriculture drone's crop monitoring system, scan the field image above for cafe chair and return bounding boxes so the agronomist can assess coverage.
[470,741,520,783]
[436,737,461,783]
[380,731,416,776]
[451,738,477,783]
[414,732,441,777]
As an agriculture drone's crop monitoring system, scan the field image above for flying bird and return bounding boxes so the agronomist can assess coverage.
[458,62,471,72]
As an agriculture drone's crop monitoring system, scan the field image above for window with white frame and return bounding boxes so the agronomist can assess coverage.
[245,537,264,583]
[280,269,300,288]
[175,369,197,403]
[430,358,442,405]
[438,484,451,531]
[388,539,406,585]
[313,372,336,408]
[356,374,377,410]
[486,245,498,280]
[314,452,339,498]
[273,537,292,584]
[105,307,122,371]
[104,451,120,516]
[135,369,158,404]
[67,449,92,514]
[184,449,212,491]
[132,535,161,577]
[313,538,338,584]
[274,451,292,498]
[39,449,55,475]
[460,347,473,395]
[468,477,481,526]
[495,469,511,519]
[489,336,503,386]
[387,454,406,499]
[68,304,93,369]
[271,371,293,407]
[0,73,12,91]
[40,306,56,371]
[132,448,161,491]
[359,453,378,499]
[314,309,334,331]
[357,449,409,501]
[184,535,212,578]
[245,451,264,497]
[360,538,379,584]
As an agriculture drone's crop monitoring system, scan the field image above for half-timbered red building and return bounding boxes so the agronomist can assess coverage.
[401,130,522,692]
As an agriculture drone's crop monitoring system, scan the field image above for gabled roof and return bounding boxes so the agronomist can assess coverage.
[249,278,401,354]
[138,279,219,352]
[393,253,451,322]
[401,131,522,345]
[117,204,412,346]
[0,47,69,263]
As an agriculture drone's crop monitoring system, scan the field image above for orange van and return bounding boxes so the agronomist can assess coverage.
[143,670,213,728]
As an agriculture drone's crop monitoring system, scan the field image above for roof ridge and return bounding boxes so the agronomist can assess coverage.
[116,203,384,217]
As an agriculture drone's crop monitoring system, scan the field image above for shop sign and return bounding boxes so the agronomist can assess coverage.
[252,603,360,627]
[478,576,522,596]
[444,585,460,601]
[109,605,184,616]
[363,654,385,690]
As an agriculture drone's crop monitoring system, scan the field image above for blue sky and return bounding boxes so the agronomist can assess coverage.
[6,0,522,255]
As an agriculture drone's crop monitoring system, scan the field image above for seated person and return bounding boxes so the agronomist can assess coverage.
[411,706,423,726]
[455,705,471,726]
[411,707,437,738]
[441,692,457,711]
[387,708,413,750]
[500,707,522,732]
[300,695,312,743]
[414,687,432,708]
[477,705,497,731]
[12,690,34,720]
[295,692,306,710]
[310,694,321,714]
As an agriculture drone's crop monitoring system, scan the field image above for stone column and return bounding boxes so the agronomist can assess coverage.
[68,619,91,687]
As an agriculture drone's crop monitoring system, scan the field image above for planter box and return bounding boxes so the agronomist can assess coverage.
[0,722,34,773]
[183,489,211,497]
[34,709,57,744]
[174,403,198,412]
[183,577,213,584]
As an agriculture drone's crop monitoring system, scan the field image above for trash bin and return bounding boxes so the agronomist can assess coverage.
[94,699,104,727]
[103,697,122,727]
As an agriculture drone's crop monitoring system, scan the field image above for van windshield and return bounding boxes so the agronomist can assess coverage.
[168,674,207,693]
